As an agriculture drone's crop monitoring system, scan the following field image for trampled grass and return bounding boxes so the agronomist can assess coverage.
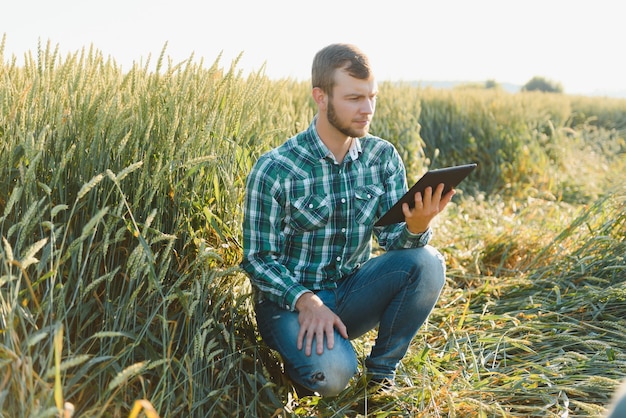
[1,39,625,417]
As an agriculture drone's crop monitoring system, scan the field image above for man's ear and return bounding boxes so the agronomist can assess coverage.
[312,87,327,110]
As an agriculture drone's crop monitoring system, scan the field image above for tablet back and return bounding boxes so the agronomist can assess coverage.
[374,163,477,226]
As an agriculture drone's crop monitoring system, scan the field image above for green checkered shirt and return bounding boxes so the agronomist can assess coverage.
[241,119,432,311]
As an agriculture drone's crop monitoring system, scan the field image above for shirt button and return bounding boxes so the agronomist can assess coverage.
[336,256,341,262]
[341,227,346,233]
[341,198,346,203]
[308,204,314,208]
[367,194,371,199]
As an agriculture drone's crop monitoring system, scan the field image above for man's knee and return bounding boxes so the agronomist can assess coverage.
[408,245,446,287]
[309,360,357,397]
[290,342,358,397]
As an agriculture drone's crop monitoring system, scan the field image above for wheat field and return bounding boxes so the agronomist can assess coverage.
[1,39,625,417]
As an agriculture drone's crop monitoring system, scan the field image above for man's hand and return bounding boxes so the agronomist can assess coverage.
[295,292,348,356]
[402,183,455,234]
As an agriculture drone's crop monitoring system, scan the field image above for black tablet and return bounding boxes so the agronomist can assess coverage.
[374,163,477,226]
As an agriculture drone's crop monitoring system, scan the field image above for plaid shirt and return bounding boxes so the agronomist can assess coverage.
[240,119,432,311]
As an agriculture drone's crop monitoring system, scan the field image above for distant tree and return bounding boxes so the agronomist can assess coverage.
[485,79,500,89]
[522,76,564,93]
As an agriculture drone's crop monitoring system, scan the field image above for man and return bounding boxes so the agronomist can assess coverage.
[241,43,454,397]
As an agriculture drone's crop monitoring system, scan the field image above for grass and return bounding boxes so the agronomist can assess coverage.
[1,38,625,417]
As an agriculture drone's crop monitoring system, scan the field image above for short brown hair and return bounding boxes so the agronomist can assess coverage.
[312,43,372,94]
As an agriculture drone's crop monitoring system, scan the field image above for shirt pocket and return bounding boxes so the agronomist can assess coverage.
[354,185,385,225]
[287,194,331,231]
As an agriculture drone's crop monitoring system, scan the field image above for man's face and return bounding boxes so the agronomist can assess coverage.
[326,69,378,138]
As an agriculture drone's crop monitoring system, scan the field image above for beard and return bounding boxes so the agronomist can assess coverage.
[327,99,369,138]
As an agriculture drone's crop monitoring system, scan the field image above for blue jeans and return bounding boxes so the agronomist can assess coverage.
[254,246,446,397]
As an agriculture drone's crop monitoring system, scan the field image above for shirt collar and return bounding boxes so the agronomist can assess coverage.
[307,116,362,163]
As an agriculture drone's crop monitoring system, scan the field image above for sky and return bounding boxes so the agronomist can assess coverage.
[1,0,625,97]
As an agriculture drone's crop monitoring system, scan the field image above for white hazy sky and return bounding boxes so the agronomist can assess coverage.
[1,0,625,96]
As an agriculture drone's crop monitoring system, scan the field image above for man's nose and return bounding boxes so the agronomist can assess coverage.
[361,98,375,114]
